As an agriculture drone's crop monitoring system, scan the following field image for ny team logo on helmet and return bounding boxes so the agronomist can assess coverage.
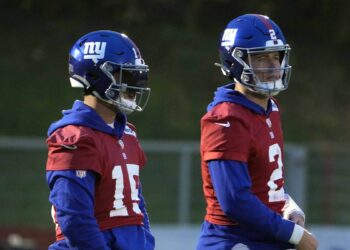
[216,14,292,96]
[68,30,150,114]
[83,42,107,63]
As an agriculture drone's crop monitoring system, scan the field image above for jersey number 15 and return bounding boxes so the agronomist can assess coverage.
[110,164,141,217]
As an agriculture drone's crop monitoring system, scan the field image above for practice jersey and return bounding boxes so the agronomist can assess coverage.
[201,99,286,226]
[46,123,146,240]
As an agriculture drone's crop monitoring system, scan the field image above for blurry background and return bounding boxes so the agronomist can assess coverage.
[0,0,349,249]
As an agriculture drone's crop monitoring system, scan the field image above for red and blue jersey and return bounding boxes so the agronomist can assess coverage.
[45,100,154,250]
[47,123,146,238]
[202,91,285,225]
[198,84,296,247]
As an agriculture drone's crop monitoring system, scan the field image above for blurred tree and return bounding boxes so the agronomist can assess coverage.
[0,0,348,142]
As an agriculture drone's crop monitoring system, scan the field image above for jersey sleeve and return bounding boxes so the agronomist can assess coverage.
[46,126,102,174]
[201,115,251,162]
[47,170,109,249]
[138,183,152,231]
[209,160,298,243]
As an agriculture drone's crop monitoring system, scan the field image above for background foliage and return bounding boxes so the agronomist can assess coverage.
[0,3,349,248]
[0,0,349,143]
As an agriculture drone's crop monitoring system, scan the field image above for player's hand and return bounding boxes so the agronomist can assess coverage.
[289,211,305,227]
[296,230,318,250]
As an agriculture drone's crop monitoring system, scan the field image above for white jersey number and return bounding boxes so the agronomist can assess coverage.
[267,143,285,202]
[110,164,141,217]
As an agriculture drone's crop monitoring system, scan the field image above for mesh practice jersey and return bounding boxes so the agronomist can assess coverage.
[201,99,286,225]
[46,123,147,240]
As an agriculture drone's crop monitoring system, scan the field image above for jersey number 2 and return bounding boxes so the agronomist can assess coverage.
[267,143,285,202]
[110,164,141,217]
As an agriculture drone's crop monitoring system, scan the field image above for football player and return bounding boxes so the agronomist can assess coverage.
[196,14,318,250]
[45,30,155,250]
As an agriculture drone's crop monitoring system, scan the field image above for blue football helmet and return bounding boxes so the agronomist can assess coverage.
[217,14,291,96]
[69,30,150,114]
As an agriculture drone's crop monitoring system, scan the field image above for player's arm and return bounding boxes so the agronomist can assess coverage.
[208,160,304,245]
[47,170,110,250]
[138,183,152,231]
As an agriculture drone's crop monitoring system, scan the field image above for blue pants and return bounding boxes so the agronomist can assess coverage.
[196,221,295,250]
[49,225,155,250]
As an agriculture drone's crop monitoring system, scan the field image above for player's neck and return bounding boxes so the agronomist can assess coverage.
[246,92,269,110]
[83,95,116,124]
[235,83,269,110]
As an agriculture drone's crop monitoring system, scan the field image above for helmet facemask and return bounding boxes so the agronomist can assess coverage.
[100,61,151,114]
[232,45,291,96]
